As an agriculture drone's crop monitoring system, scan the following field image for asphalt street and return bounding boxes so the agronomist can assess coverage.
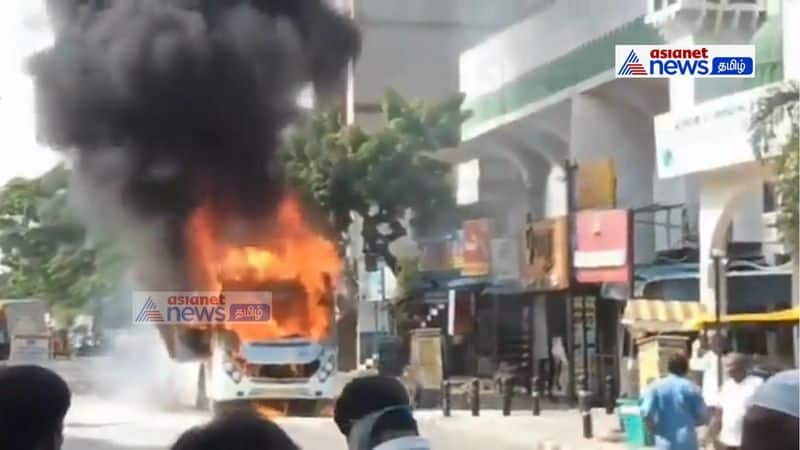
[48,357,622,450]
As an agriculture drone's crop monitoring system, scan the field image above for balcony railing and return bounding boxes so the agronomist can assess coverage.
[646,0,767,39]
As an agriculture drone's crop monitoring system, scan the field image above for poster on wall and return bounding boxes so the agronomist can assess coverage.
[490,238,520,282]
[418,240,449,272]
[572,296,597,381]
[449,230,465,270]
[462,219,491,276]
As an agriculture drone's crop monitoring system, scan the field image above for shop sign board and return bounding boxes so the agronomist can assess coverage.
[522,216,569,291]
[654,84,784,179]
[574,209,632,284]
[462,219,491,276]
[490,238,520,282]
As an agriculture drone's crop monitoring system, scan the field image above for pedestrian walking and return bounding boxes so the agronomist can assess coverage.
[0,365,72,450]
[641,353,709,450]
[710,353,763,450]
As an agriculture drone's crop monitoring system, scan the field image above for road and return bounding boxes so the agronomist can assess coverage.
[48,357,623,450]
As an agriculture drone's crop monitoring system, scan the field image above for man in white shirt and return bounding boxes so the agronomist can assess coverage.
[690,333,724,407]
[712,353,763,450]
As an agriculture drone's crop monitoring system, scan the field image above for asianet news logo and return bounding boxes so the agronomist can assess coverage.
[132,291,271,324]
[616,45,754,78]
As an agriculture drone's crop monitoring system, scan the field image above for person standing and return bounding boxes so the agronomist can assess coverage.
[712,353,763,450]
[642,353,709,450]
[334,375,431,450]
[741,369,799,450]
[690,333,725,408]
[0,365,72,450]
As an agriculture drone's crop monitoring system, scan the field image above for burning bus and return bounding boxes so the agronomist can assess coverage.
[156,198,343,412]
[29,0,360,414]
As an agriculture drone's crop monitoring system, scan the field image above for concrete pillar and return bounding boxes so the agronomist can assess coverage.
[698,165,766,313]
[569,93,656,264]
[545,164,567,217]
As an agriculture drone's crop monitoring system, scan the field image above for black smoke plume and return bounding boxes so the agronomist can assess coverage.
[29,0,359,289]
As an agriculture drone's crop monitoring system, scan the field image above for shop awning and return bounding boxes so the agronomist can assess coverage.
[482,280,526,296]
[622,299,706,333]
[685,307,800,331]
[446,276,490,290]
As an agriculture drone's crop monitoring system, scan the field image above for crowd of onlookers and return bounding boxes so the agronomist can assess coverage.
[641,333,798,450]
[0,365,430,450]
[0,357,797,450]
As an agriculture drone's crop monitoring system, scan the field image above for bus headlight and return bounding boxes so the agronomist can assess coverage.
[231,370,243,383]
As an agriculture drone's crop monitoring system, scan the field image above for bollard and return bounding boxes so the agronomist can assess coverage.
[577,376,593,439]
[442,379,451,417]
[470,378,480,417]
[581,407,593,439]
[502,378,514,416]
[531,376,541,416]
[604,374,615,415]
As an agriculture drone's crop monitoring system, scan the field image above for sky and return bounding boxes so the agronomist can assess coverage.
[0,0,62,187]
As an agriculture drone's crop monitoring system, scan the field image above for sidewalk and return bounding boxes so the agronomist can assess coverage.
[415,408,628,450]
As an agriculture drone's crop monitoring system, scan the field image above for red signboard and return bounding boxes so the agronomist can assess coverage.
[462,219,491,276]
[574,210,632,284]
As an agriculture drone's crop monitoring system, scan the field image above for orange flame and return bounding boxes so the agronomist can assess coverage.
[185,197,341,343]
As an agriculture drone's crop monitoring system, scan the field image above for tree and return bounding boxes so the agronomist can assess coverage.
[0,165,126,321]
[750,80,799,253]
[282,89,471,273]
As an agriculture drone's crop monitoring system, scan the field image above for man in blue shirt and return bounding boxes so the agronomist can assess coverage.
[641,353,709,450]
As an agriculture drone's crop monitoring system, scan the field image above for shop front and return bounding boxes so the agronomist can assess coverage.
[572,209,634,400]
[521,215,571,398]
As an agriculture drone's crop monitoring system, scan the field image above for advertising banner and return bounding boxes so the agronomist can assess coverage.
[490,238,520,282]
[462,219,491,276]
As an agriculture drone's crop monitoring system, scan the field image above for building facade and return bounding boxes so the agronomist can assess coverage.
[449,0,798,397]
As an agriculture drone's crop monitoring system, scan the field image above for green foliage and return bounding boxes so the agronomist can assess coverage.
[384,257,422,336]
[0,165,127,315]
[751,80,799,253]
[282,89,471,272]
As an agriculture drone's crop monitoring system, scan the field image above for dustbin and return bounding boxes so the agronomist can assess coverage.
[617,398,654,447]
